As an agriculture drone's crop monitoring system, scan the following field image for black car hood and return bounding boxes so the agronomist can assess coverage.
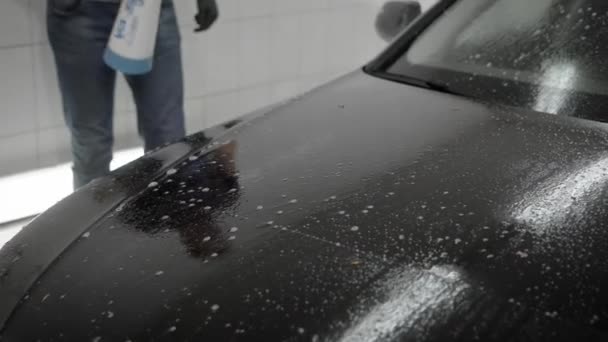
[3,71,608,341]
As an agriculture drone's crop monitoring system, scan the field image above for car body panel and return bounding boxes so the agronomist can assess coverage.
[2,71,608,341]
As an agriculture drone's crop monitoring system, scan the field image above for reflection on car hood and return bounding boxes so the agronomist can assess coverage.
[3,71,608,341]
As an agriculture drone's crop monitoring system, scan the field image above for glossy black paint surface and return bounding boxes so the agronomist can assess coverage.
[3,71,608,341]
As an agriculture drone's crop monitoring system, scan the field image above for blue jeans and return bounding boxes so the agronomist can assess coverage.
[47,0,185,189]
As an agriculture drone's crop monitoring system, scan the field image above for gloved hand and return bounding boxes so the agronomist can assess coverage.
[194,0,219,32]
[375,1,421,42]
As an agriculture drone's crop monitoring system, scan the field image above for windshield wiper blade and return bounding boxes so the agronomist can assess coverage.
[405,77,464,96]
[375,72,465,97]
[422,80,460,94]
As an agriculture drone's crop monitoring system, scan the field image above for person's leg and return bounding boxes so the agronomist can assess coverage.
[125,0,186,153]
[47,1,119,188]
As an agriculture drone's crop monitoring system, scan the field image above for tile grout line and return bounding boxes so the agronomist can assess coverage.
[30,0,42,170]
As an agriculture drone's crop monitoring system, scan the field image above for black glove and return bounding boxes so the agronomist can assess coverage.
[194,0,219,32]
[375,1,421,42]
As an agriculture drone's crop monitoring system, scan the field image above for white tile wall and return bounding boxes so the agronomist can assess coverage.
[0,0,394,177]
[273,0,304,14]
[32,44,63,129]
[184,98,206,135]
[37,125,71,168]
[326,8,358,72]
[299,11,329,75]
[203,21,239,93]
[271,80,300,103]
[0,1,31,48]
[219,0,240,20]
[114,105,139,150]
[0,46,36,137]
[205,91,241,128]
[238,85,271,114]
[182,31,209,98]
[0,132,37,175]
[114,76,134,114]
[270,14,301,80]
[173,0,197,28]
[29,0,48,45]
[240,0,274,18]
[237,17,272,87]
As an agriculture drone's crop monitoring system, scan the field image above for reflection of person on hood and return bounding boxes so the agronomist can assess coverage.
[117,141,240,259]
[176,141,240,259]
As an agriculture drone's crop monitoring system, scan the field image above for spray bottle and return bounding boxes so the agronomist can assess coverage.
[103,0,163,75]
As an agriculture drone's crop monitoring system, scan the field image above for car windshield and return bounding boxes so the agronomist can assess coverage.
[387,0,608,122]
